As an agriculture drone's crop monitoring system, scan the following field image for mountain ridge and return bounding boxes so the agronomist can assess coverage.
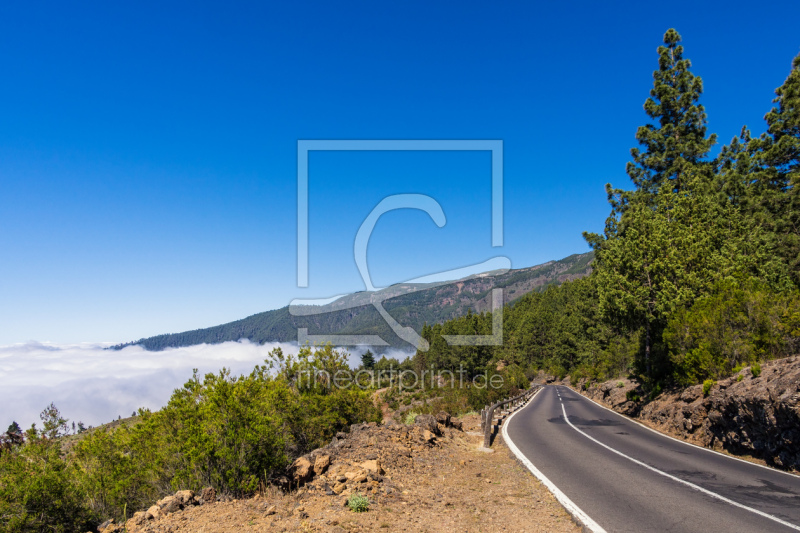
[113,251,593,351]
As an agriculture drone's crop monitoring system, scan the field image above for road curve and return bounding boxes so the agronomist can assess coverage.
[504,385,800,533]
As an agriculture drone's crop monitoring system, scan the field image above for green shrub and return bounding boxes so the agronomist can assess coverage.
[413,387,470,417]
[524,365,539,382]
[0,435,97,533]
[625,390,640,402]
[617,381,624,388]
[702,379,715,397]
[648,381,663,400]
[568,365,600,389]
[550,364,568,381]
[737,374,744,382]
[665,279,800,384]
[72,423,160,522]
[347,492,369,512]
[403,411,419,425]
[751,362,762,378]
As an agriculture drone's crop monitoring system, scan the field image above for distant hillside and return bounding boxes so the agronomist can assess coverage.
[113,252,593,351]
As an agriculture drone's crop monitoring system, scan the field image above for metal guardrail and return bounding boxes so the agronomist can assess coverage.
[480,385,541,448]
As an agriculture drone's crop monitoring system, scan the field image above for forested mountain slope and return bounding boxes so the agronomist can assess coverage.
[114,252,593,351]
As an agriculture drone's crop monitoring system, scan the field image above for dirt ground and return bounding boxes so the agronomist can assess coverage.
[118,414,578,533]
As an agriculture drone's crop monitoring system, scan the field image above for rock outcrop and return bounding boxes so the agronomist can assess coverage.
[574,355,800,471]
[98,488,212,532]
[292,415,462,496]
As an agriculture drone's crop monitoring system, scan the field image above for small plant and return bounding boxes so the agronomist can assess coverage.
[702,379,714,397]
[348,492,369,512]
[625,390,640,402]
[732,364,743,374]
[404,411,419,425]
[648,381,663,401]
[737,374,744,382]
[751,362,762,378]
[617,381,624,388]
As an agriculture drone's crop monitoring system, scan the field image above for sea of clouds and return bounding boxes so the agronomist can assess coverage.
[0,340,412,431]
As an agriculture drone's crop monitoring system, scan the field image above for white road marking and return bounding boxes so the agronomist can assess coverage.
[503,388,608,533]
[560,399,800,531]
[561,385,800,479]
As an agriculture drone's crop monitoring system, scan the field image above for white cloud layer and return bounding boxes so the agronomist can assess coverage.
[0,340,302,431]
[0,340,415,432]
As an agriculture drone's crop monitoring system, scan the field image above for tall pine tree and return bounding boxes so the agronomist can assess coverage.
[585,29,721,379]
[625,29,717,198]
[588,29,718,247]
[753,53,800,284]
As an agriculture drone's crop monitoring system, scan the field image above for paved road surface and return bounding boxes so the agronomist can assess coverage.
[504,385,800,533]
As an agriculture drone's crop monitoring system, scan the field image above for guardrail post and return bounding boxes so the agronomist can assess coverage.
[482,405,495,448]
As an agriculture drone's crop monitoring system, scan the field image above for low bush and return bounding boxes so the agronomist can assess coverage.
[403,411,419,425]
[347,492,369,512]
[0,409,97,533]
[648,381,663,400]
[625,390,640,402]
[702,379,715,397]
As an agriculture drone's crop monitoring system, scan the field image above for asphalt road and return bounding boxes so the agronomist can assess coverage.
[504,385,800,533]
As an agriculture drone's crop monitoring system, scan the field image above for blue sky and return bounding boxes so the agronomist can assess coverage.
[1,0,799,345]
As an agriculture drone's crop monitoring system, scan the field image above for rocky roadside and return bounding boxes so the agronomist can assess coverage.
[95,413,579,533]
[568,355,800,472]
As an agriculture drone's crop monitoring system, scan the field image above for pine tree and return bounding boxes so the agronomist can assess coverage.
[586,29,719,250]
[6,421,21,435]
[585,29,721,379]
[752,53,800,284]
[625,28,717,197]
[715,127,757,210]
[361,349,375,370]
[39,403,68,440]
[762,52,800,184]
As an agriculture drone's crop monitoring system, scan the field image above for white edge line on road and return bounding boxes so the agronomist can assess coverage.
[560,385,800,479]
[560,400,800,531]
[502,388,608,533]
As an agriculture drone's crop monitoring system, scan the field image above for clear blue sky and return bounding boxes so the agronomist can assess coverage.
[1,1,799,345]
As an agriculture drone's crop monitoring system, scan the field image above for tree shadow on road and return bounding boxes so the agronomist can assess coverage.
[546,416,624,427]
